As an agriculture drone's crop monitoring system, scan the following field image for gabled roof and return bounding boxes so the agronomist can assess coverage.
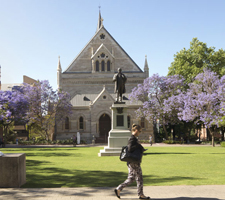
[91,43,114,59]
[92,86,114,104]
[102,27,143,72]
[63,25,143,73]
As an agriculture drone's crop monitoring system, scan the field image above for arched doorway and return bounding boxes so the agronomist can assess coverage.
[98,114,111,143]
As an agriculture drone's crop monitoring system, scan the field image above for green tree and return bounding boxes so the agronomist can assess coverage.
[168,38,225,84]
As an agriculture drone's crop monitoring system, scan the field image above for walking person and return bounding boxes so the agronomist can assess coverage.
[72,135,77,147]
[114,124,150,199]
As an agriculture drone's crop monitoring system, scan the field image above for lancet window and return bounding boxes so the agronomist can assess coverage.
[107,60,110,71]
[96,61,99,71]
[101,61,105,71]
[65,117,69,130]
[79,116,84,130]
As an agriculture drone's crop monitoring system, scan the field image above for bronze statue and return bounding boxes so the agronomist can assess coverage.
[113,68,127,102]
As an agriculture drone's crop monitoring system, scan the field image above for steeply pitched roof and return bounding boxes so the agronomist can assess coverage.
[63,25,143,73]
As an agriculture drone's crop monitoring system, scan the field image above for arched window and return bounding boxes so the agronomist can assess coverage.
[65,117,69,130]
[96,61,99,71]
[127,116,131,129]
[107,60,110,71]
[79,116,84,130]
[141,117,145,129]
[101,61,105,71]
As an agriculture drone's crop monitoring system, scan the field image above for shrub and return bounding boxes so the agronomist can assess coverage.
[139,140,149,144]
[163,140,185,144]
[163,140,174,144]
[80,139,87,144]
[221,141,225,147]
[18,140,35,145]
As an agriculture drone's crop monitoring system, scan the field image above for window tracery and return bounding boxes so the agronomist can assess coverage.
[100,34,105,39]
[92,48,114,73]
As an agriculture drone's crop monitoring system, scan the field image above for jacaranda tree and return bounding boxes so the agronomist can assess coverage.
[129,74,185,139]
[177,69,225,146]
[22,80,72,140]
[0,89,29,141]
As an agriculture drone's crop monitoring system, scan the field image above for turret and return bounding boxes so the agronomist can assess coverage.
[144,55,149,78]
[57,56,62,89]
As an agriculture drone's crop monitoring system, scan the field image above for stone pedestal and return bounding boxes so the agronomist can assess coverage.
[0,153,26,188]
[99,103,131,156]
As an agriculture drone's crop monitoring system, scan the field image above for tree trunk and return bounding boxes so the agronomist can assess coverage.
[212,133,215,147]
[45,131,49,141]
[162,124,168,140]
[3,125,8,143]
[209,128,215,147]
[221,127,225,141]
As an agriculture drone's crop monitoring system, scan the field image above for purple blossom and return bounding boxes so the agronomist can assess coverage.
[22,80,72,140]
[0,89,29,138]
[178,69,224,127]
[129,74,185,138]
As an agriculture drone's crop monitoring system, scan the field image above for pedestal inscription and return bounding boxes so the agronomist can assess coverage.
[117,115,124,126]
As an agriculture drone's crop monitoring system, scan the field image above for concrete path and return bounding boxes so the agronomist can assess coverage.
[0,185,225,200]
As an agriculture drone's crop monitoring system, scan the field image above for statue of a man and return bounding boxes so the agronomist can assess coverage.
[113,68,127,102]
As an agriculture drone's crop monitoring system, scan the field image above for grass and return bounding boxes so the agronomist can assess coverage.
[1,146,225,188]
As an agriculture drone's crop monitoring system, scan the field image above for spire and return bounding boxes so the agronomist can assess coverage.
[97,7,103,32]
[144,55,148,69]
[144,55,149,78]
[57,56,62,89]
[57,56,62,71]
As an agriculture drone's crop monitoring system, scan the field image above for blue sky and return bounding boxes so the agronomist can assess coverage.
[1,0,225,90]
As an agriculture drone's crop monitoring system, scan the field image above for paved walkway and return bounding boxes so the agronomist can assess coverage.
[0,185,225,200]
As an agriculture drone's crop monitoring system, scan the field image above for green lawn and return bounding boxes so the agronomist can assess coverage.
[1,146,225,188]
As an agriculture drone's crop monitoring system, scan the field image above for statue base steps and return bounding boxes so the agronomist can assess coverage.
[98,129,131,157]
[98,147,121,156]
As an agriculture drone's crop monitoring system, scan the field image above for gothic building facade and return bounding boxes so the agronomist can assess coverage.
[56,12,153,143]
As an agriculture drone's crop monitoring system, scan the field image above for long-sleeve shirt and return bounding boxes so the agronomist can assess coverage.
[127,135,145,153]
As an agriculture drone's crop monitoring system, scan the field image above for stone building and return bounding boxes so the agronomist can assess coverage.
[56,12,153,143]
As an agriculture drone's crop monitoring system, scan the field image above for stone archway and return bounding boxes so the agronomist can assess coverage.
[97,113,111,143]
